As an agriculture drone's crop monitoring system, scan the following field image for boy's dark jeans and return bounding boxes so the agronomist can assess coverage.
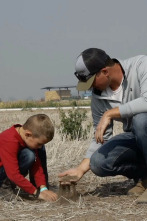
[90,113,147,180]
[0,145,49,187]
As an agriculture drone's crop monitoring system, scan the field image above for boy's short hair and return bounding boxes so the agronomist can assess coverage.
[23,114,54,141]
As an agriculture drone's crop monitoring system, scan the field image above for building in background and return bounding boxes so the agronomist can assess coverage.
[83,91,92,99]
[41,86,76,101]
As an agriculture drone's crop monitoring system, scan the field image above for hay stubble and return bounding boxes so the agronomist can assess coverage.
[0,109,147,221]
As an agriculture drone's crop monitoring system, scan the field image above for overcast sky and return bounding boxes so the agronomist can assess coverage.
[0,0,147,101]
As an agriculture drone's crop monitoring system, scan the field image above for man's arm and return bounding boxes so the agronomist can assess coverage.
[119,56,147,118]
[59,158,90,183]
[59,94,115,183]
[59,106,118,182]
[95,107,121,144]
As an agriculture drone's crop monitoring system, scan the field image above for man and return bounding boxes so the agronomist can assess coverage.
[59,48,147,203]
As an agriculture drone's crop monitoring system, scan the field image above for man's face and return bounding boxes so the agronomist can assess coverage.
[92,70,110,91]
[25,134,49,149]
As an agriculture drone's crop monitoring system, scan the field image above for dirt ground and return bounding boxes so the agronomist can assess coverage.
[0,109,147,221]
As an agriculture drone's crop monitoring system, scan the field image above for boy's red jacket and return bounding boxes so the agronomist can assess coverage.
[0,125,46,194]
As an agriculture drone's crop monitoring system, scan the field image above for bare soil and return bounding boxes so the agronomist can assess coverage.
[0,109,147,221]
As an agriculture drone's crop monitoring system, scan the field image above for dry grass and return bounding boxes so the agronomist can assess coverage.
[0,99,91,109]
[0,109,147,221]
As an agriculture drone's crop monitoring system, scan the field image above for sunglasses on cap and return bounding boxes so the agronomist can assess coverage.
[74,72,96,82]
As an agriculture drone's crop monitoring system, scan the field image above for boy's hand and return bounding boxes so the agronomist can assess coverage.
[39,190,57,201]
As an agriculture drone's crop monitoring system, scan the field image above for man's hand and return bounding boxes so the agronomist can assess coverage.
[38,190,57,201]
[58,159,90,185]
[95,107,121,144]
[58,168,83,184]
[95,112,111,144]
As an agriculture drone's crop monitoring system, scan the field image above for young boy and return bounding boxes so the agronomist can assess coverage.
[0,114,57,201]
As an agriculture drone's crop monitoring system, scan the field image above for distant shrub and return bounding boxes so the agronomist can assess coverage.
[71,100,77,107]
[59,108,92,140]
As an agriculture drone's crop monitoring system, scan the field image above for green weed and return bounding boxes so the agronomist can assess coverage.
[59,108,92,140]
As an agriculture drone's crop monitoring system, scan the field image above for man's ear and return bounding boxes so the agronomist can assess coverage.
[101,67,109,76]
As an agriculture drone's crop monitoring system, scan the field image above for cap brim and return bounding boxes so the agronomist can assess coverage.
[76,75,96,91]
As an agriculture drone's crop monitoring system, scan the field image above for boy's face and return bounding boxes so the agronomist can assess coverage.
[24,133,49,149]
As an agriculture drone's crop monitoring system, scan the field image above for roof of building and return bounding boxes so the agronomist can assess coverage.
[41,86,76,90]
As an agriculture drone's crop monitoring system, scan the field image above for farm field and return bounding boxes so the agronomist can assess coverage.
[0,109,147,221]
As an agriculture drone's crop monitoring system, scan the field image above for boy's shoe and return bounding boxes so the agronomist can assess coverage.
[0,177,16,191]
[136,189,147,203]
[0,178,16,200]
[127,179,147,196]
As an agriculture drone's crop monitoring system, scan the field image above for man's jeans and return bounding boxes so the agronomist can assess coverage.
[90,113,147,180]
[0,145,49,187]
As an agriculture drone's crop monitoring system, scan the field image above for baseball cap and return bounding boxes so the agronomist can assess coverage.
[74,48,110,91]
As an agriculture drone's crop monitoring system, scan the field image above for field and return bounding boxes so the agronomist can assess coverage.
[0,108,147,221]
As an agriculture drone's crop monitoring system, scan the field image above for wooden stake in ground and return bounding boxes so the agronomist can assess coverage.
[58,176,79,202]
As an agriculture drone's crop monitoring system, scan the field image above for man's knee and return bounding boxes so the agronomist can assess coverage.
[132,113,147,136]
[90,152,106,177]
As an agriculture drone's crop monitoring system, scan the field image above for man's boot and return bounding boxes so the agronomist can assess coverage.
[136,189,147,203]
[127,179,147,196]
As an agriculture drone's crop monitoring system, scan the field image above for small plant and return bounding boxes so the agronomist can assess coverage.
[59,108,91,140]
[71,100,77,107]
